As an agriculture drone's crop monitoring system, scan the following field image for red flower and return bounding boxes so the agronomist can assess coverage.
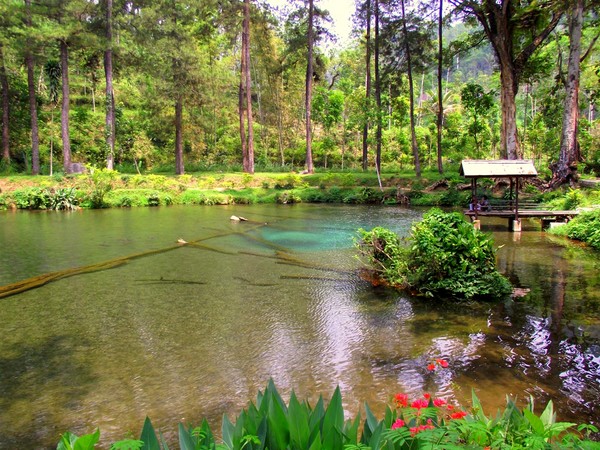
[427,363,436,371]
[394,393,408,408]
[436,359,449,368]
[433,398,446,407]
[411,398,429,409]
[450,411,468,420]
[391,419,406,430]
[446,404,455,411]
[423,393,431,400]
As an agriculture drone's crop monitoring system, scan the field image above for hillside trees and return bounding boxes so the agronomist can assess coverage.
[0,0,597,176]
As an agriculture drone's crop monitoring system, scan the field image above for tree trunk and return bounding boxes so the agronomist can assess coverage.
[60,39,72,173]
[174,98,184,175]
[498,59,520,159]
[458,0,562,161]
[239,78,247,167]
[242,0,254,174]
[305,0,314,173]
[26,55,40,175]
[0,44,9,163]
[373,0,383,189]
[436,0,443,174]
[401,0,421,177]
[362,0,372,171]
[104,0,115,170]
[25,0,40,174]
[550,0,583,188]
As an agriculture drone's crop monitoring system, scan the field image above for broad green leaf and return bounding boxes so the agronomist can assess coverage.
[539,400,555,428]
[323,387,344,432]
[342,414,361,445]
[73,429,100,450]
[363,403,379,435]
[140,417,161,450]
[222,415,235,450]
[178,423,197,450]
[322,387,344,449]
[523,408,545,436]
[57,432,78,450]
[288,391,310,449]
[365,422,384,450]
[308,431,322,450]
[266,392,290,450]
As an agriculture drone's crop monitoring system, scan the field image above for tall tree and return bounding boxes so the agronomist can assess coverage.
[436,0,443,174]
[449,0,563,159]
[400,0,421,177]
[104,0,115,170]
[240,0,254,174]
[59,36,72,172]
[25,0,40,174]
[305,0,315,173]
[362,0,372,171]
[0,44,9,164]
[374,0,382,187]
[550,0,598,187]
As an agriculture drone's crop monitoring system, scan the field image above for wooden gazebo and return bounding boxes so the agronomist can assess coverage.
[459,159,579,231]
[459,159,538,231]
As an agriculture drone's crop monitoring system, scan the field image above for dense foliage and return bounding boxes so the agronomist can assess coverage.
[549,209,600,250]
[356,209,512,299]
[0,0,598,177]
[56,380,598,449]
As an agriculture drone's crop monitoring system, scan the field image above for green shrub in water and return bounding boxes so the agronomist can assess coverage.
[356,208,512,300]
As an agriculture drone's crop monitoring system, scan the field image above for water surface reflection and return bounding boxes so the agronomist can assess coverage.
[0,206,598,448]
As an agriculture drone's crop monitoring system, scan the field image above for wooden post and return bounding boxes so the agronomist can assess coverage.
[515,176,520,222]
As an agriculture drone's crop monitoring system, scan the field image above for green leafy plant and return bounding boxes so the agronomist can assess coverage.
[82,168,118,208]
[356,209,512,299]
[11,187,51,209]
[549,209,600,250]
[49,187,79,210]
[56,380,598,450]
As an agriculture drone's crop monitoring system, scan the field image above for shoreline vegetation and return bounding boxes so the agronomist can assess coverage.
[57,381,599,450]
[1,168,599,250]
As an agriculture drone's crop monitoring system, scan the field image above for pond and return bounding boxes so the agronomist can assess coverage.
[0,204,599,448]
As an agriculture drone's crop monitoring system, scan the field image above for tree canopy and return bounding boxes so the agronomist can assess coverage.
[0,0,597,184]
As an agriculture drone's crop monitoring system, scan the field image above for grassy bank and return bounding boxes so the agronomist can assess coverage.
[1,168,599,212]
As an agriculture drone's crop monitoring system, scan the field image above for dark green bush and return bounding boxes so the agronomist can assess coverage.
[559,210,600,250]
[12,188,51,209]
[357,209,512,300]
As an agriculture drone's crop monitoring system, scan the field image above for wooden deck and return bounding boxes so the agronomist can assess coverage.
[464,209,579,231]
[464,210,579,219]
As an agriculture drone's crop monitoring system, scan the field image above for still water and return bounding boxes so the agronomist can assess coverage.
[0,204,598,448]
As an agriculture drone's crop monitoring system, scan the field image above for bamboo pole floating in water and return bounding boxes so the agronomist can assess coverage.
[0,227,258,299]
[0,220,350,299]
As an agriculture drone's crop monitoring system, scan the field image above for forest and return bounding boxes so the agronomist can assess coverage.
[0,0,598,186]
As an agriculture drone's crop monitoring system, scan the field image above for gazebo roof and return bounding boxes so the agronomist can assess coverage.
[459,159,538,178]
